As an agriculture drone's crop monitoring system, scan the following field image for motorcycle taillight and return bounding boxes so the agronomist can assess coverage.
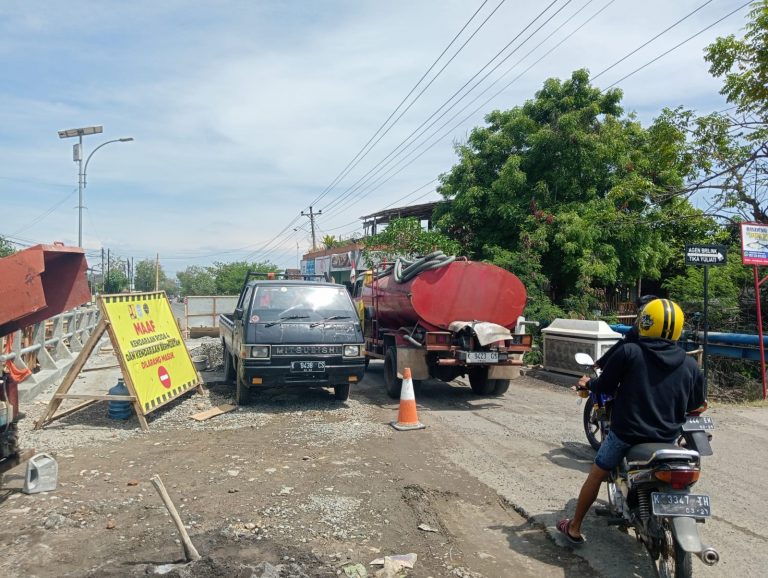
[654,469,700,489]
[687,401,709,416]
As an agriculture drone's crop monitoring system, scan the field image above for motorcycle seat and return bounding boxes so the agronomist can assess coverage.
[625,443,699,468]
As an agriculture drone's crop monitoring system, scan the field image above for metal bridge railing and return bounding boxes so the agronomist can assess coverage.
[1,305,101,402]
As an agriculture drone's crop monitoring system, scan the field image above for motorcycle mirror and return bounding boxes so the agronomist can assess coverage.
[575,352,595,367]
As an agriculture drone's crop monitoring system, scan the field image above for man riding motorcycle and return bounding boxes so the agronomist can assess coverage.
[557,298,705,544]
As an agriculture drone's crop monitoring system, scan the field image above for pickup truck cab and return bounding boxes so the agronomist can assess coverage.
[219,272,366,404]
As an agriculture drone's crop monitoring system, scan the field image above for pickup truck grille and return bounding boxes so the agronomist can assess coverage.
[272,345,343,356]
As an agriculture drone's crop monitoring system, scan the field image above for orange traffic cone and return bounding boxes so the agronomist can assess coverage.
[390,367,426,431]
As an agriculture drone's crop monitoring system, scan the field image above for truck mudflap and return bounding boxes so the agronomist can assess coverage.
[395,347,430,380]
[488,365,521,379]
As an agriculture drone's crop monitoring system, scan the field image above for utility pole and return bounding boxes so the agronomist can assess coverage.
[155,253,160,291]
[301,206,322,251]
[101,248,105,294]
[106,248,111,293]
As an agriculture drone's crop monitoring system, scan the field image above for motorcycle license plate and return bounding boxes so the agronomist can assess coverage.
[651,492,711,518]
[466,351,498,364]
[291,361,326,373]
[682,416,715,431]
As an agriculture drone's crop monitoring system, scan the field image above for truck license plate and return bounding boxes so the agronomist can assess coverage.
[291,361,326,373]
[651,492,711,518]
[466,351,498,364]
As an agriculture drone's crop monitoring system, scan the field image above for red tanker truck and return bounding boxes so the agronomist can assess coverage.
[351,253,532,398]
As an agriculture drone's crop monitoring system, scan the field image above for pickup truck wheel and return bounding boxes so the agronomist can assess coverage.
[223,346,235,383]
[492,379,510,395]
[468,367,495,395]
[235,363,250,405]
[384,348,402,399]
[333,384,350,401]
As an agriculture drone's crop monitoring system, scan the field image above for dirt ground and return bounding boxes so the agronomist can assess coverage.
[2,347,765,577]
[0,354,592,578]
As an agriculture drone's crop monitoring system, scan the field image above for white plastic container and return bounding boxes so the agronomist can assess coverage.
[23,453,58,494]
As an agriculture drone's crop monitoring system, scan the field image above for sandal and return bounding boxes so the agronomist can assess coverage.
[556,519,586,545]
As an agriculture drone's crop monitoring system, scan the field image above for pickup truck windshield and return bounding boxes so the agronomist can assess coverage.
[250,285,355,324]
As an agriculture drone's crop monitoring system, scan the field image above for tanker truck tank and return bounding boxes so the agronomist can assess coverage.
[371,260,527,331]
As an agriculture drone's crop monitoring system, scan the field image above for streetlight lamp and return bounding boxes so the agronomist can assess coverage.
[57,125,133,247]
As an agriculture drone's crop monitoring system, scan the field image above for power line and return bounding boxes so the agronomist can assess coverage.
[321,0,592,219]
[9,188,77,236]
[242,0,572,254]
[313,0,512,204]
[592,0,715,80]
[320,0,570,216]
[604,1,753,90]
[308,0,503,208]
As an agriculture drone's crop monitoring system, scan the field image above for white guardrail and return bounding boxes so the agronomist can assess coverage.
[0,305,100,402]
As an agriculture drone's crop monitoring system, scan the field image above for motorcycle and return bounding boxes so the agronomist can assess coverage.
[575,353,719,577]
[575,352,612,451]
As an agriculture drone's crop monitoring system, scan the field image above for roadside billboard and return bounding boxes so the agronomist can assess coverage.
[740,222,768,266]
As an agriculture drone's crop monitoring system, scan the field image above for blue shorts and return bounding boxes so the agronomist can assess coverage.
[595,430,632,471]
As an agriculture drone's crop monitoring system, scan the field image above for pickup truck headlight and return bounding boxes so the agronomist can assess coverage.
[343,345,361,357]
[250,345,270,359]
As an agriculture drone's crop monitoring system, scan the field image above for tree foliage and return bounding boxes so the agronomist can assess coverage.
[210,260,280,295]
[434,69,711,315]
[177,266,216,296]
[361,217,461,266]
[134,259,166,292]
[0,236,15,258]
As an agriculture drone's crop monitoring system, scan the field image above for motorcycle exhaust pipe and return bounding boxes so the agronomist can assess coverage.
[696,546,720,566]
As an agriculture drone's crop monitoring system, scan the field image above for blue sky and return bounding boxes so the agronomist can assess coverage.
[0,0,754,275]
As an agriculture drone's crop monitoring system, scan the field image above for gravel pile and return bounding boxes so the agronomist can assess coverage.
[187,337,224,370]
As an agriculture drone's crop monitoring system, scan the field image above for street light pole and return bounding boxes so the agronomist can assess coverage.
[57,126,133,247]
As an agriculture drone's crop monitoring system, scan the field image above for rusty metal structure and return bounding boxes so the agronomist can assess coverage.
[0,244,92,473]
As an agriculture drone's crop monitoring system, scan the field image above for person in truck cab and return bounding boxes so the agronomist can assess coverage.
[557,298,705,544]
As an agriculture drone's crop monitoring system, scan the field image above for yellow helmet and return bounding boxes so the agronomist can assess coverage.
[638,298,684,341]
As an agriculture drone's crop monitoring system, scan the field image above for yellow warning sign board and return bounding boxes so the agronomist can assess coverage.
[99,292,199,415]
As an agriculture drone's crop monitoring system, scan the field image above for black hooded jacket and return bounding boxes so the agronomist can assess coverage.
[589,338,705,445]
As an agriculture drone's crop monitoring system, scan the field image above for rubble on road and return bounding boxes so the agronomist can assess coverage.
[186,337,224,370]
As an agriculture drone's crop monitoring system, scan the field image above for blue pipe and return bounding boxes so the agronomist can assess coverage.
[608,324,768,360]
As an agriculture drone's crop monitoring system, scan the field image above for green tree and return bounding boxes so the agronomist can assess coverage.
[0,236,15,258]
[434,69,708,316]
[134,259,167,292]
[321,235,337,249]
[103,256,129,293]
[361,217,461,266]
[211,260,280,295]
[176,266,216,296]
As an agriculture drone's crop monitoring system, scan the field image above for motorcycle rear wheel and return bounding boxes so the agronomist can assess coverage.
[652,519,692,578]
[583,398,603,451]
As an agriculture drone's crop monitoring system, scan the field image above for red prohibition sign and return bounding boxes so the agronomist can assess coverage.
[158,366,172,389]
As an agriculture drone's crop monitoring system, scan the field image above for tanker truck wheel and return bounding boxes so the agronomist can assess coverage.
[492,379,510,395]
[384,348,402,399]
[468,367,496,395]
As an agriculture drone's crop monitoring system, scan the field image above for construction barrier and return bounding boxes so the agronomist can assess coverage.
[0,305,100,402]
[36,292,202,432]
[184,295,238,337]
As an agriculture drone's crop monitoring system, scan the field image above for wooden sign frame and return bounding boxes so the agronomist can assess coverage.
[35,293,203,432]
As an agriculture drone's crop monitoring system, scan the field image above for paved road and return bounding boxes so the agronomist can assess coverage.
[358,362,767,578]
